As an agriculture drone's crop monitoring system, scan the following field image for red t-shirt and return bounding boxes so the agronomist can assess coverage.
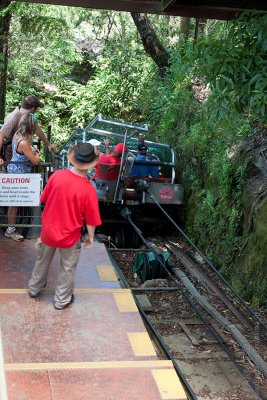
[40,170,101,248]
[94,154,121,181]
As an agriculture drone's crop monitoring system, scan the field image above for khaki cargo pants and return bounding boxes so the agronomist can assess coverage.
[29,239,81,308]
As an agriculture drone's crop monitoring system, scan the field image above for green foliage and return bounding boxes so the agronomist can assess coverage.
[2,6,266,305]
[54,44,154,131]
[7,3,81,93]
[144,32,254,281]
[194,14,267,123]
[140,42,199,146]
[181,114,249,267]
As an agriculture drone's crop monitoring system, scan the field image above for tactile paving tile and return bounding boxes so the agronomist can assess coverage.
[0,294,43,363]
[0,292,157,363]
[74,244,120,288]
[6,370,52,400]
[7,366,182,400]
[48,368,164,400]
[0,238,187,400]
[0,240,120,289]
[0,239,58,288]
[96,265,118,281]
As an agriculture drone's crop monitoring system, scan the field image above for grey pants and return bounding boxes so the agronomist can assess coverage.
[29,239,81,308]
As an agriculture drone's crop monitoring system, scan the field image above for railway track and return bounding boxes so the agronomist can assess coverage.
[106,231,267,400]
[162,237,267,394]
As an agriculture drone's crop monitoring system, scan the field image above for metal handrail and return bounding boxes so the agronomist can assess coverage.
[0,324,8,400]
[113,130,128,203]
[95,114,149,132]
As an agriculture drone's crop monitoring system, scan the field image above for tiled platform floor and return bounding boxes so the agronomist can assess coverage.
[0,238,187,400]
[0,240,120,289]
[6,364,183,400]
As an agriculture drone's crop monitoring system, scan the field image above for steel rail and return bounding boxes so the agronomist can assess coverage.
[107,250,198,400]
[164,240,257,335]
[174,268,267,377]
[144,188,267,333]
[120,210,266,399]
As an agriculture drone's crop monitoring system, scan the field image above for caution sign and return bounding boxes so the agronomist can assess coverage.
[0,174,41,206]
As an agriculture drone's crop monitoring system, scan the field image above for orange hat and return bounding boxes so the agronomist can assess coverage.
[115,143,128,155]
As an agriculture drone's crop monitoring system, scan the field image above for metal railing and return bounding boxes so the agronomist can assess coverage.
[0,162,53,232]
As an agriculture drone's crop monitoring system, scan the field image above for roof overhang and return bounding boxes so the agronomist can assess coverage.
[20,0,267,20]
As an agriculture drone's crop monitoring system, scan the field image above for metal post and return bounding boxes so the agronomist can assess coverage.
[113,129,128,203]
[0,325,8,400]
[45,124,52,162]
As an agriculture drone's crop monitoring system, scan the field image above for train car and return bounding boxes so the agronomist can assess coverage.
[56,115,183,246]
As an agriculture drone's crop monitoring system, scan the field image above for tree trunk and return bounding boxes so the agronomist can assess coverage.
[131,12,169,77]
[194,18,208,42]
[198,18,208,35]
[0,0,11,122]
[194,18,199,43]
[180,17,190,38]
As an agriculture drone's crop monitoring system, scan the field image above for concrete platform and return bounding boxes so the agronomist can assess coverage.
[0,238,187,400]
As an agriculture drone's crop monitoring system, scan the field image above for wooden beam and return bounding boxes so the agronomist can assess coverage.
[21,0,161,14]
[20,0,267,20]
[161,0,176,12]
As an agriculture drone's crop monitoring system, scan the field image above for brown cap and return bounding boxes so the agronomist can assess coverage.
[22,95,44,109]
[67,143,99,170]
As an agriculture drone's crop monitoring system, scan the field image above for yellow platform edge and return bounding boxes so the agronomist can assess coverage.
[6,360,173,371]
[0,288,129,294]
[96,265,118,281]
[152,369,187,400]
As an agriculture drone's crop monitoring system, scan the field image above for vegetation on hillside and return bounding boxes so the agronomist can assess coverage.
[0,3,266,306]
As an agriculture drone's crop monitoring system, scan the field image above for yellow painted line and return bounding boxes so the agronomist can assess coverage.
[74,288,126,294]
[96,265,118,281]
[113,292,138,312]
[0,289,29,294]
[6,360,173,371]
[128,332,157,357]
[152,369,187,400]
[0,288,128,294]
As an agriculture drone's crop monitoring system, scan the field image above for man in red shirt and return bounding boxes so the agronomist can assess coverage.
[93,142,128,201]
[29,143,101,310]
[94,142,128,181]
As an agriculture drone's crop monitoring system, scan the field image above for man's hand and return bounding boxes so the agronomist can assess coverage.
[104,138,111,154]
[84,235,94,249]
[48,144,57,153]
[0,157,4,165]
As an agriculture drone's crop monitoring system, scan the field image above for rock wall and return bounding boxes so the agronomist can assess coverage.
[233,128,267,306]
[183,125,267,306]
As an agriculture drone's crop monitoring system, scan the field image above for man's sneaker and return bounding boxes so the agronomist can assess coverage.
[5,229,24,241]
[54,294,75,310]
[28,281,47,298]
[28,291,40,299]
